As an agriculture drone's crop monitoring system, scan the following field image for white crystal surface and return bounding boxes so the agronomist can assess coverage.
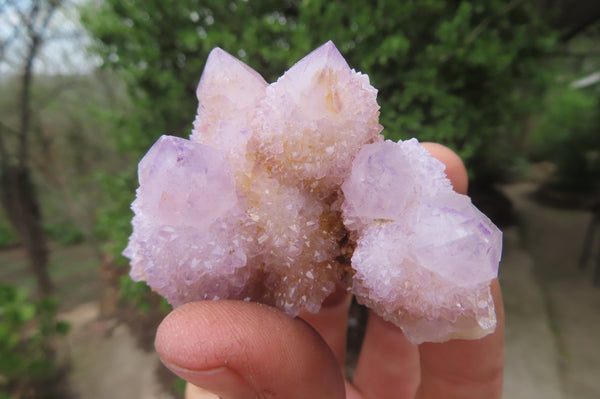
[124,41,503,343]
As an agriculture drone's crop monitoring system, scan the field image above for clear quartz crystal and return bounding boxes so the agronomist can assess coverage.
[124,41,502,343]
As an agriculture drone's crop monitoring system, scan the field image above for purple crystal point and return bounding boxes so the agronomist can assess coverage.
[342,139,501,343]
[249,40,383,192]
[124,135,254,306]
[191,47,267,166]
[271,40,351,94]
[134,135,240,227]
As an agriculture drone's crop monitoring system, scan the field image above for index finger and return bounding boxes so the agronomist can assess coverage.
[417,280,504,399]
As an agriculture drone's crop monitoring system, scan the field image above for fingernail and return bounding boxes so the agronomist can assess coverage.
[162,363,255,399]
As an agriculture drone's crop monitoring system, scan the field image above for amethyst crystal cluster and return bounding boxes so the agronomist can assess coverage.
[123,41,502,344]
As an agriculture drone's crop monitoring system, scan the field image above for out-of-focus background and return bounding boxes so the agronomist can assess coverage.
[1,1,599,398]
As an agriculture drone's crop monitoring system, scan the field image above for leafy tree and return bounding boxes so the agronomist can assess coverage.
[293,0,556,185]
[0,0,65,296]
[84,0,556,172]
[1,0,121,296]
[82,0,556,263]
[527,25,600,201]
[82,0,304,263]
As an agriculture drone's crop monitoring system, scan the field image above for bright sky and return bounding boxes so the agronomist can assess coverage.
[0,0,100,76]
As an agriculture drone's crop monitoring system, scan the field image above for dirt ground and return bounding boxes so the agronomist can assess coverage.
[59,302,174,399]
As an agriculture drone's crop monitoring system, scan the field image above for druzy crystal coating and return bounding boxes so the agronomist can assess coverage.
[123,41,502,343]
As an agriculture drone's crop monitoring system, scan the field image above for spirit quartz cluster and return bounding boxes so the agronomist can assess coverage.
[123,41,502,344]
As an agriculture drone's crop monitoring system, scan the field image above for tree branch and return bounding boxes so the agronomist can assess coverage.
[17,0,62,168]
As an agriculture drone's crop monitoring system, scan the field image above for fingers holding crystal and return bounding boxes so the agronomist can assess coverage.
[299,287,353,368]
[416,279,505,399]
[353,313,421,399]
[125,42,502,346]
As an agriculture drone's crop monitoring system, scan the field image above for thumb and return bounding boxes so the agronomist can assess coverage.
[155,300,346,399]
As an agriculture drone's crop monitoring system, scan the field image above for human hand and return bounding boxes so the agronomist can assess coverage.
[155,143,505,399]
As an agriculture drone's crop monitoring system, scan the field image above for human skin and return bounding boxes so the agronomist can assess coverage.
[154,142,505,399]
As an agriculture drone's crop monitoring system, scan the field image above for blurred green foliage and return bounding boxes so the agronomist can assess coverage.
[0,283,69,399]
[294,0,557,185]
[525,25,600,200]
[80,0,558,161]
[43,222,85,247]
[0,211,17,248]
[120,278,172,314]
[530,85,600,194]
[0,71,129,253]
[81,0,557,265]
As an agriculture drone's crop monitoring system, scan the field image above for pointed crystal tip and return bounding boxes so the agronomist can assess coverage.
[197,47,267,100]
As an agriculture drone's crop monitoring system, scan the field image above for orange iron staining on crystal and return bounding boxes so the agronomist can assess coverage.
[124,41,502,344]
